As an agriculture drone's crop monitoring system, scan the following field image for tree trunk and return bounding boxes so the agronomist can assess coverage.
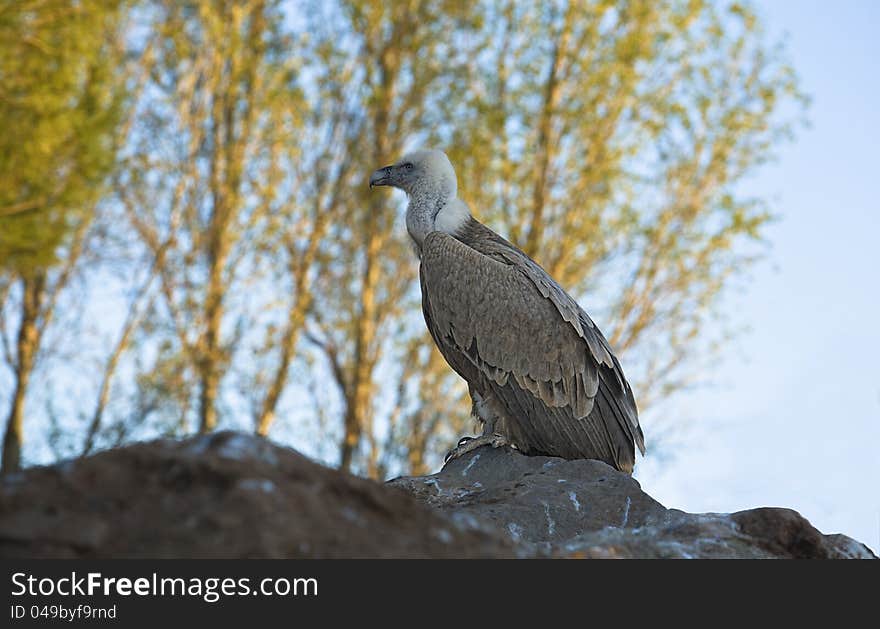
[1,273,44,474]
[198,366,219,434]
[339,186,385,473]
[198,227,226,433]
[255,208,328,436]
[199,71,238,434]
[255,305,306,437]
[524,7,572,258]
[339,405,359,472]
[407,429,428,477]
[198,220,229,434]
[338,75,392,471]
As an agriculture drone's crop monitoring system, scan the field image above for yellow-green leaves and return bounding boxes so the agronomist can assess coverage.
[0,0,128,274]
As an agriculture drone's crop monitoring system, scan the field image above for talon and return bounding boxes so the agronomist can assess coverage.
[444,433,510,465]
[445,435,476,463]
[443,447,457,464]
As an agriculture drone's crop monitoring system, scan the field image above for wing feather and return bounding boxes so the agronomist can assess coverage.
[420,227,645,470]
[422,232,594,412]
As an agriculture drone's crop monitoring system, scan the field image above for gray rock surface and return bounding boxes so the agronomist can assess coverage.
[388,446,876,559]
[0,432,513,558]
[0,432,873,559]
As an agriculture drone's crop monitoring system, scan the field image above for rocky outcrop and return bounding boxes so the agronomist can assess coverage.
[0,432,512,558]
[389,446,875,558]
[0,432,873,559]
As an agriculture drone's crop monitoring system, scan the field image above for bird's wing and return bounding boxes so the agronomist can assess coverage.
[420,230,644,456]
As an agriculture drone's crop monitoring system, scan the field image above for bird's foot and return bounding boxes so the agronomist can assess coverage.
[444,433,509,463]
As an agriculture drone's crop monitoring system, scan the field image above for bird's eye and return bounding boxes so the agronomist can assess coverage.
[404,163,414,170]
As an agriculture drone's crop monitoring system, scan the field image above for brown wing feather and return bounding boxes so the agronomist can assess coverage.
[420,225,644,472]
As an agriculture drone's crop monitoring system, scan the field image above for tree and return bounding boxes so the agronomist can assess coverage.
[298,0,482,475]
[0,0,129,473]
[249,87,360,438]
[120,0,309,435]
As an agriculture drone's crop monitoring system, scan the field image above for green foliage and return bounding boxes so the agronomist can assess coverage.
[0,0,128,274]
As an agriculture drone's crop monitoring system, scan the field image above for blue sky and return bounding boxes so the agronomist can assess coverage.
[636,0,880,553]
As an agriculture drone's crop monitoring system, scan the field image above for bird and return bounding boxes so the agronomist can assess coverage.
[369,149,645,473]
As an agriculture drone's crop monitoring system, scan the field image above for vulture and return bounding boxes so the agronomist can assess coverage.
[370,149,645,473]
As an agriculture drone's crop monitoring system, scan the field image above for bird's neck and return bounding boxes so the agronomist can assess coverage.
[406,186,470,250]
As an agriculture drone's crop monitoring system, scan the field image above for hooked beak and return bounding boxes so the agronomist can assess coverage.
[369,166,393,189]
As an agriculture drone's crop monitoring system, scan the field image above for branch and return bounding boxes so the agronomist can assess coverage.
[0,198,45,217]
[0,277,14,368]
[81,254,160,456]
[303,326,349,402]
[36,219,90,340]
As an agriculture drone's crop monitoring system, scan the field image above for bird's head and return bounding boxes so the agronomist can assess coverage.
[369,149,457,198]
[370,149,469,248]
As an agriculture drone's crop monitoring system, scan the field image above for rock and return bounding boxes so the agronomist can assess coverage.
[0,432,873,559]
[388,446,876,559]
[0,432,513,558]
[388,446,668,544]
